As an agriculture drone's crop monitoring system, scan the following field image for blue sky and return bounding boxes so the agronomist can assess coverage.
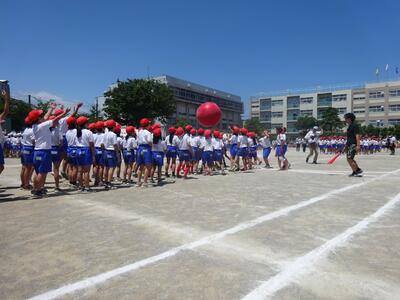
[2,0,400,117]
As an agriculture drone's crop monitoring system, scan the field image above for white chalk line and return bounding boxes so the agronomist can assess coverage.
[28,168,400,300]
[241,191,400,300]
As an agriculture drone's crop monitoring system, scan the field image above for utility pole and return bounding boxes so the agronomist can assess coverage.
[95,96,99,120]
[28,94,31,107]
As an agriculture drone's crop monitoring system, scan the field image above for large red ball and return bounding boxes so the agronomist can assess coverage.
[196,102,222,127]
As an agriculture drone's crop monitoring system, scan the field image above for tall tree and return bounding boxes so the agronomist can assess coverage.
[319,107,343,133]
[295,116,318,134]
[103,79,176,125]
[244,118,263,135]
[0,97,31,131]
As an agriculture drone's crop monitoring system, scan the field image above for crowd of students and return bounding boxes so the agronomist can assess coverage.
[0,100,294,198]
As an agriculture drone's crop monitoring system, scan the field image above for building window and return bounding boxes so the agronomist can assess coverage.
[388,119,400,126]
[300,97,313,104]
[369,91,385,98]
[354,108,365,114]
[369,120,385,127]
[260,111,271,122]
[271,123,283,129]
[337,107,347,114]
[369,105,385,112]
[260,98,271,111]
[271,99,283,106]
[353,94,366,101]
[272,112,283,118]
[287,96,300,108]
[317,93,332,107]
[389,89,400,97]
[389,104,400,111]
[287,122,298,132]
[300,110,313,117]
[332,94,347,102]
[287,109,300,121]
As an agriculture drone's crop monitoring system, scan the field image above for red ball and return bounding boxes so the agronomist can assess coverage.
[196,102,222,128]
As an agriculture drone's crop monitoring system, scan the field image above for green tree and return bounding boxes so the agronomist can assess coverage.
[319,107,343,133]
[103,79,176,125]
[0,97,31,131]
[295,116,318,135]
[244,118,263,135]
[35,99,53,111]
[175,117,189,128]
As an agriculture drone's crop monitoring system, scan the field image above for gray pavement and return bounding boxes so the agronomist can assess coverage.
[0,149,400,300]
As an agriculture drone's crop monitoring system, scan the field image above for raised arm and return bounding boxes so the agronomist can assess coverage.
[44,102,57,120]
[0,87,10,121]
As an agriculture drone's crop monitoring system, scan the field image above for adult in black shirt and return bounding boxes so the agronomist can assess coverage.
[344,113,363,177]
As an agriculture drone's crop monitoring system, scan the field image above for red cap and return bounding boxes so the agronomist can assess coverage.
[241,128,248,135]
[126,126,135,135]
[190,128,196,135]
[95,121,104,130]
[114,127,121,134]
[105,119,116,128]
[153,123,161,129]
[197,128,204,135]
[24,117,32,125]
[168,127,176,134]
[48,115,56,120]
[233,126,240,134]
[153,128,161,137]
[28,109,43,122]
[54,108,64,116]
[176,127,184,136]
[185,124,193,132]
[88,123,96,130]
[76,116,88,126]
[218,133,223,139]
[140,118,150,128]
[213,130,220,137]
[67,116,76,126]
[204,129,211,138]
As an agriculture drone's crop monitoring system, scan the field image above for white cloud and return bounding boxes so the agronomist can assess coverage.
[15,90,90,112]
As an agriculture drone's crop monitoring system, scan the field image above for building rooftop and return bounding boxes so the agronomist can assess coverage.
[251,79,400,99]
[153,74,241,103]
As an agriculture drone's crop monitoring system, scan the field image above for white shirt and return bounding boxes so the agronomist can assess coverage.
[152,139,166,152]
[76,129,94,147]
[190,136,200,147]
[212,137,223,150]
[94,133,104,148]
[33,120,53,150]
[165,134,180,147]
[248,138,254,148]
[202,137,214,151]
[230,135,238,145]
[238,135,248,148]
[66,129,78,147]
[50,127,61,146]
[103,131,118,150]
[259,136,271,148]
[22,128,35,147]
[178,134,191,150]
[58,116,69,136]
[123,136,136,150]
[277,133,286,144]
[137,129,152,145]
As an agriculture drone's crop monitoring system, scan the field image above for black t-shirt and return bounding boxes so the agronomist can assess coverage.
[346,123,360,146]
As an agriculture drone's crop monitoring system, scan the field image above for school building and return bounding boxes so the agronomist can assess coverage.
[249,80,400,136]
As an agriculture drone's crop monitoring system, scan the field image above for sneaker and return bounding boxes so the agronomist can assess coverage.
[312,161,318,164]
[348,172,356,177]
[306,157,309,163]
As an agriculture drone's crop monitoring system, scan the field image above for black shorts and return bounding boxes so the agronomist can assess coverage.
[346,144,357,160]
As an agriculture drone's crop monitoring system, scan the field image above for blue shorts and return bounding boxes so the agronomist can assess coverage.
[202,150,214,165]
[61,136,68,153]
[77,147,92,166]
[191,147,199,161]
[263,147,271,158]
[137,144,152,166]
[230,144,238,158]
[94,147,105,166]
[0,144,4,165]
[250,146,257,158]
[276,145,286,157]
[238,147,248,157]
[123,148,135,164]
[179,149,192,162]
[67,147,78,166]
[104,149,117,168]
[21,145,34,165]
[196,148,203,161]
[213,149,223,161]
[152,151,164,166]
[33,149,52,174]
[51,145,61,163]
[166,145,177,159]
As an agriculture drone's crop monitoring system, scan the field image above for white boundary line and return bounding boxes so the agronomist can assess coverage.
[241,191,400,300]
[28,169,400,300]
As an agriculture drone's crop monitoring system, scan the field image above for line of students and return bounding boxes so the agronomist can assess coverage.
[14,104,291,196]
